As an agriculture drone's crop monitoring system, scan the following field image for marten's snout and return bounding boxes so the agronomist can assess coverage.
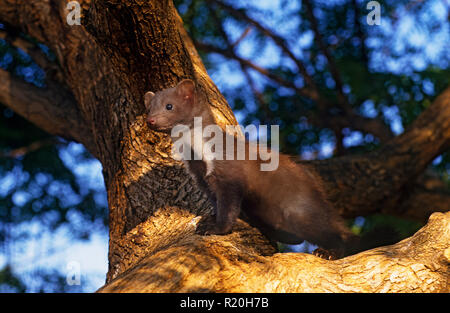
[146,111,156,124]
[146,114,157,129]
[146,113,172,133]
[146,114,167,132]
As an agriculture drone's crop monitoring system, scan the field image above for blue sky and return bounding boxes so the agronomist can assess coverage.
[0,142,108,292]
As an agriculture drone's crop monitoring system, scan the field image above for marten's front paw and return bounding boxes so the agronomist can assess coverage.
[204,225,231,236]
[194,215,215,235]
[195,215,232,236]
[312,248,339,260]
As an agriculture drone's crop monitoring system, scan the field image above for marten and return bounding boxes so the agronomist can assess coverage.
[144,79,361,259]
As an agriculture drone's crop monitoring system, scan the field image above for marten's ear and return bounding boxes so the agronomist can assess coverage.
[144,91,155,110]
[176,79,195,101]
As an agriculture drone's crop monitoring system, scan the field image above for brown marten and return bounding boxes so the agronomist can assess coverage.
[145,79,361,259]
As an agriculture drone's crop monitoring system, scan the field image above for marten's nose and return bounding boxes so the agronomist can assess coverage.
[148,118,155,125]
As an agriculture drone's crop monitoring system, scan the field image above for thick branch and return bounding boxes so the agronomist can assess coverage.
[0,0,138,168]
[396,174,450,221]
[0,28,65,84]
[0,138,61,158]
[0,68,97,155]
[98,211,450,292]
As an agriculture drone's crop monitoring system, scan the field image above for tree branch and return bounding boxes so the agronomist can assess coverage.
[98,211,450,292]
[351,0,369,65]
[303,0,349,108]
[395,173,450,221]
[230,26,252,48]
[311,85,450,217]
[0,68,97,156]
[0,0,143,167]
[302,0,387,152]
[380,85,450,166]
[208,7,271,122]
[0,28,65,84]
[194,41,316,100]
[209,0,317,92]
[0,138,61,158]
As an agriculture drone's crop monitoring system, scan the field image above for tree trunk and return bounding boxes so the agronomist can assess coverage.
[0,0,448,292]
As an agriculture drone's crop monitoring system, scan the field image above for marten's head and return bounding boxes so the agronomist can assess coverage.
[145,79,197,133]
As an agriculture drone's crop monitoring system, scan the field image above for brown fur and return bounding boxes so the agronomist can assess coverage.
[145,79,359,258]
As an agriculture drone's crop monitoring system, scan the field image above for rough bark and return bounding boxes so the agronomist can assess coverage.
[397,173,450,221]
[99,211,450,293]
[0,0,448,292]
[0,0,237,282]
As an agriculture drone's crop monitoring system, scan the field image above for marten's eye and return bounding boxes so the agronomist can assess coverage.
[166,103,173,110]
